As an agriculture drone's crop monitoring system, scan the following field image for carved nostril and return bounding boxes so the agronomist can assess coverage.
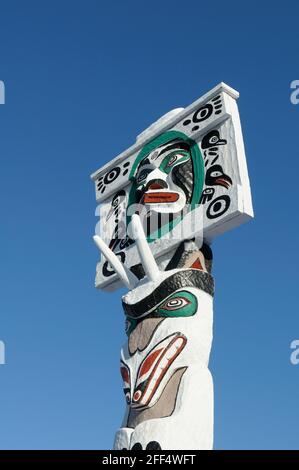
[148,182,163,190]
[146,179,167,191]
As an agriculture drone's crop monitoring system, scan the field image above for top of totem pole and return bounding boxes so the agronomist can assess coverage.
[91,82,253,291]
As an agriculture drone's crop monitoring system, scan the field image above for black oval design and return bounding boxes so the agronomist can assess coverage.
[206,195,231,219]
[131,442,143,450]
[199,187,215,205]
[96,177,103,189]
[146,441,162,450]
[102,251,125,277]
[119,236,134,250]
[103,167,121,185]
[201,130,227,149]
[193,104,213,123]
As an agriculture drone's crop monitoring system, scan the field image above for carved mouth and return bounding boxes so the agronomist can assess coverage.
[131,333,187,409]
[142,191,179,204]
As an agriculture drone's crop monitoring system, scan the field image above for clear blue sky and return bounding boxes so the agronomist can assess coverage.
[0,0,298,450]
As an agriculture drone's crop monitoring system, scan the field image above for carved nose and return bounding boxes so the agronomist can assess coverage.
[146,179,167,191]
[148,182,163,190]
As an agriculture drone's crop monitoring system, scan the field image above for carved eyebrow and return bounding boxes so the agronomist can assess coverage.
[122,269,214,318]
[137,157,151,169]
[157,141,190,157]
[137,141,190,172]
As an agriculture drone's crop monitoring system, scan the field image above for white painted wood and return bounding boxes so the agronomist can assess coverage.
[91,83,253,290]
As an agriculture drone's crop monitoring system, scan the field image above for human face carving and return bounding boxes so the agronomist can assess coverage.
[134,139,193,214]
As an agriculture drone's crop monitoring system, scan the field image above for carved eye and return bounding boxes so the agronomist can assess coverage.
[167,154,178,166]
[167,153,187,167]
[136,169,150,184]
[210,171,222,178]
[112,197,120,207]
[161,296,190,311]
[209,136,218,144]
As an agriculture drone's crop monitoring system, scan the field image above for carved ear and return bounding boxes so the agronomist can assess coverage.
[131,214,160,282]
[93,235,138,289]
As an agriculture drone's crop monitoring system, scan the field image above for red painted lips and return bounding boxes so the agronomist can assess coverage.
[143,191,179,204]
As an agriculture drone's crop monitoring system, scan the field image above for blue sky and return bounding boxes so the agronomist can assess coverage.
[0,0,299,449]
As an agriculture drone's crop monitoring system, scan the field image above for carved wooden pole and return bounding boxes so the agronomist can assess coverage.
[91,83,253,450]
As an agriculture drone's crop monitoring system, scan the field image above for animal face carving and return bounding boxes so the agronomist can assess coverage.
[120,333,187,409]
[205,165,232,189]
[123,272,208,335]
[94,214,214,449]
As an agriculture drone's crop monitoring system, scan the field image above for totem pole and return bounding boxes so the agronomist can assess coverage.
[91,83,253,450]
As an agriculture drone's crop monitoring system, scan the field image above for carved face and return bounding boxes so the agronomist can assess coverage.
[120,252,214,413]
[120,275,214,410]
[122,268,214,335]
[134,140,193,214]
[120,332,187,409]
[127,131,205,238]
[124,288,198,335]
